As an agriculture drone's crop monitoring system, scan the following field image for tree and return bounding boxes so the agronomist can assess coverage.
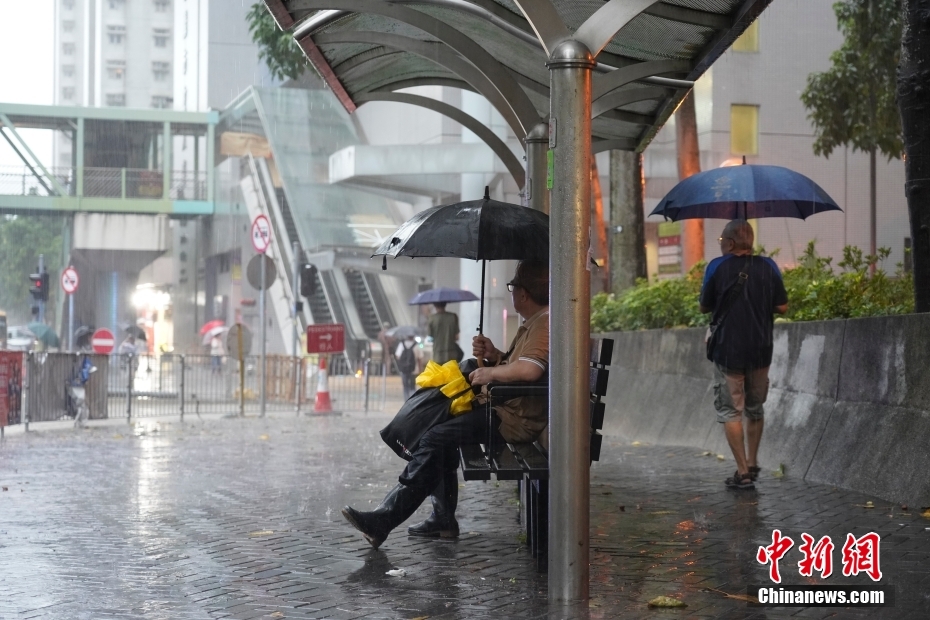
[897,0,930,312]
[800,0,904,273]
[246,2,307,82]
[0,215,64,324]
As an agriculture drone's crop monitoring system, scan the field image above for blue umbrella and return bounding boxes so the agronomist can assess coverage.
[651,163,842,221]
[408,287,480,306]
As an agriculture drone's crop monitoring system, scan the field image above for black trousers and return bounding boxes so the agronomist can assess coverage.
[398,403,504,493]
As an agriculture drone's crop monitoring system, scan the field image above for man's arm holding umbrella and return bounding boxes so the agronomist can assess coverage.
[468,335,545,385]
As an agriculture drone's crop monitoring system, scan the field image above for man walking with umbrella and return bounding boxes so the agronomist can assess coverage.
[428,303,460,364]
[700,220,788,490]
[341,260,549,548]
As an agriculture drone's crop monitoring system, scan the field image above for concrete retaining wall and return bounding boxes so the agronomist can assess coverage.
[600,313,930,506]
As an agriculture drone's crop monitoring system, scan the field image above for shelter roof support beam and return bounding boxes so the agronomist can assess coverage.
[355,92,525,188]
[291,0,541,135]
[592,86,673,119]
[575,0,660,57]
[593,59,691,100]
[316,32,524,137]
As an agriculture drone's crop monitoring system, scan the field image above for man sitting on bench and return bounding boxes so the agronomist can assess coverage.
[342,260,550,549]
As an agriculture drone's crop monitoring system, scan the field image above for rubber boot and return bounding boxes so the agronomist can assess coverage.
[407,468,460,538]
[342,483,429,549]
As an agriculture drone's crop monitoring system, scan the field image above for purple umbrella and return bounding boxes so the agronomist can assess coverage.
[408,287,480,306]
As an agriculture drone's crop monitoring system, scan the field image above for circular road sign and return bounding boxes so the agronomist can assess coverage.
[246,254,276,291]
[61,266,79,294]
[226,323,253,360]
[251,214,271,254]
[91,328,116,354]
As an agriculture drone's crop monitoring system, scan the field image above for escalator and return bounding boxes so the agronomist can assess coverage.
[345,269,384,339]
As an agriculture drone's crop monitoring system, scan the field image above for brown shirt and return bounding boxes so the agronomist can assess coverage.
[487,308,549,443]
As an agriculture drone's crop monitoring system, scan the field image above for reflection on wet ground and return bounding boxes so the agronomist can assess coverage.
[0,413,925,619]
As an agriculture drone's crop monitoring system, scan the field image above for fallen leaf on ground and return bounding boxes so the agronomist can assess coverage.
[259,434,269,440]
[773,464,786,478]
[706,587,759,603]
[650,511,674,516]
[618,505,625,512]
[648,595,686,608]
[864,501,875,509]
[631,441,642,446]
[112,434,123,439]
[698,451,713,457]
[716,454,725,460]
[920,508,930,519]
[269,613,284,619]
[248,530,274,537]
[386,569,406,577]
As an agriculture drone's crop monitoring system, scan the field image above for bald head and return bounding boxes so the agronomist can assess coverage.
[722,220,754,252]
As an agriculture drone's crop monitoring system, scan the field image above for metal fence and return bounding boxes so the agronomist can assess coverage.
[4,352,406,429]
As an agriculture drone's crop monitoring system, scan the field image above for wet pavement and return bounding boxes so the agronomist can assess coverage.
[1,410,928,619]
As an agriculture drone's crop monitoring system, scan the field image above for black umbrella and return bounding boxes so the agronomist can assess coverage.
[385,325,425,340]
[74,325,94,349]
[373,187,549,336]
[125,324,147,341]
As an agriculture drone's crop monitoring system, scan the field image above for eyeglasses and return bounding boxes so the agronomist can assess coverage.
[718,236,731,243]
[506,281,521,292]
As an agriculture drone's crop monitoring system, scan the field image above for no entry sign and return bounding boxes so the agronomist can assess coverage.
[307,324,345,354]
[91,328,115,354]
[61,266,79,294]
[251,215,271,253]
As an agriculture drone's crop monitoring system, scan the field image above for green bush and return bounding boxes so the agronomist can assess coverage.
[591,242,913,332]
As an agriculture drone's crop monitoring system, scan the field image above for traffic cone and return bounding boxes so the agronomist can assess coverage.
[313,356,334,413]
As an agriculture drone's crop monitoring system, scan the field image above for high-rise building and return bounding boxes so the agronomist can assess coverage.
[52,0,176,168]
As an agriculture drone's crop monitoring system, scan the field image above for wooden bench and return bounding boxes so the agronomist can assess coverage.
[458,338,614,568]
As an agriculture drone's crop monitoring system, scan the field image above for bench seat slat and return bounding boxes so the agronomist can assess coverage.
[510,443,549,479]
[460,444,491,480]
[489,444,524,480]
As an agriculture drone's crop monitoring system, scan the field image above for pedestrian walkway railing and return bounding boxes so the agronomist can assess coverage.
[7,352,405,429]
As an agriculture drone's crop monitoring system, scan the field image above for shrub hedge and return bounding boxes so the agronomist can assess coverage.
[591,242,914,332]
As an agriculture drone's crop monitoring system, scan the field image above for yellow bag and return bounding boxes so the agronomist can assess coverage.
[415,360,474,416]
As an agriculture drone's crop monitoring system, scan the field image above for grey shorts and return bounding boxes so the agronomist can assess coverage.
[713,363,770,423]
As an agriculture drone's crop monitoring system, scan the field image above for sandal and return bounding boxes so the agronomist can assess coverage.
[725,470,755,490]
[748,466,761,482]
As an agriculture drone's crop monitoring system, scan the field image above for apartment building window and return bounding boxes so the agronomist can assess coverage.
[109,0,125,9]
[62,87,75,100]
[730,104,759,155]
[107,60,126,79]
[153,28,170,48]
[62,65,75,78]
[62,20,75,33]
[152,95,173,109]
[152,61,170,81]
[733,20,759,52]
[108,25,125,44]
[63,42,75,55]
[154,0,170,12]
[63,0,74,9]
[106,93,126,107]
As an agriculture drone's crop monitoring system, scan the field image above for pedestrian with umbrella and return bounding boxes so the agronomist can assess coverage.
[652,159,838,491]
[341,259,550,549]
[409,288,479,364]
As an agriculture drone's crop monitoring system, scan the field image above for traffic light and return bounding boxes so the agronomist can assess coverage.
[28,270,50,302]
[28,272,44,301]
[300,264,318,298]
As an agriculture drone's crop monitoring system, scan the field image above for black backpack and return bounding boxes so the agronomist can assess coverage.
[397,341,417,374]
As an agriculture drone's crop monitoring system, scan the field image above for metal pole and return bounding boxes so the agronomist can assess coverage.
[23,352,30,432]
[292,241,300,413]
[525,122,550,214]
[127,354,134,424]
[363,358,370,413]
[547,39,594,603]
[179,354,185,422]
[295,357,302,416]
[238,326,245,418]
[68,294,74,351]
[38,254,45,324]
[260,257,267,417]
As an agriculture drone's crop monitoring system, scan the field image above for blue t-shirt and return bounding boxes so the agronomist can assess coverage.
[700,253,787,369]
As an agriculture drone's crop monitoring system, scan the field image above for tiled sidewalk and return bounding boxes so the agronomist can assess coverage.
[0,412,925,619]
